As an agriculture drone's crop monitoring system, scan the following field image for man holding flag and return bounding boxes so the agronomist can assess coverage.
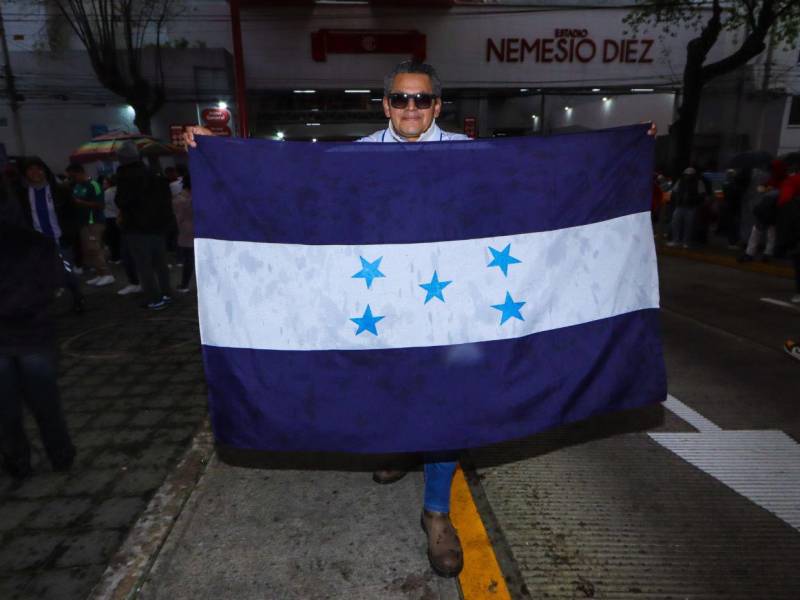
[185,62,661,581]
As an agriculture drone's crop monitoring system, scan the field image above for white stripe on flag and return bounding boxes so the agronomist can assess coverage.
[195,211,659,351]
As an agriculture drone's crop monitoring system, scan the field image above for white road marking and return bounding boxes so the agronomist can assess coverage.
[663,395,721,432]
[760,297,800,311]
[656,396,800,531]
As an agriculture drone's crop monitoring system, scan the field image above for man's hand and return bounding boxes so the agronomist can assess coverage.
[183,126,213,149]
[646,121,657,137]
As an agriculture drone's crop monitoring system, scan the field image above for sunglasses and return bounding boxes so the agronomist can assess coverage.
[387,92,438,110]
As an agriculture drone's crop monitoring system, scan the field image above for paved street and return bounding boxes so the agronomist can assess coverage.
[2,248,799,600]
[0,267,207,600]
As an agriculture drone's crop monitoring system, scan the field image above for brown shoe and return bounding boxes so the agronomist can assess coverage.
[372,469,408,484]
[421,509,463,578]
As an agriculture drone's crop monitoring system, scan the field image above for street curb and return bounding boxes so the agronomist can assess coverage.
[657,244,794,279]
[87,419,215,600]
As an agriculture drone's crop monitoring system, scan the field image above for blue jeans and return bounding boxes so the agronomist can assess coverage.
[0,352,74,470]
[423,455,459,513]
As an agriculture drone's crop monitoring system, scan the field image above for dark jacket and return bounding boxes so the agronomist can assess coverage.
[0,218,58,355]
[115,161,175,235]
[671,175,710,208]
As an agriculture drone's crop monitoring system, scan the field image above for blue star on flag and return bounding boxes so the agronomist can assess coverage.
[419,271,452,304]
[350,305,385,336]
[487,244,521,277]
[352,256,386,289]
[491,292,526,325]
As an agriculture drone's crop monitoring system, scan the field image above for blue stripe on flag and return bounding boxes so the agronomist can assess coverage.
[202,310,666,453]
[190,124,653,245]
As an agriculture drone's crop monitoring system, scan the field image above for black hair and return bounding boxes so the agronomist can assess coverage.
[66,163,85,173]
[383,60,442,97]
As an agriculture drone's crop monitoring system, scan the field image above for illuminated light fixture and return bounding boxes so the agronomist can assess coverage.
[370,98,382,102]
[631,88,654,92]
[564,106,572,111]
[306,123,321,126]
[520,88,529,92]
[311,108,320,112]
[312,138,318,143]
[293,90,316,94]
[531,114,538,119]
[344,89,371,93]
[276,131,285,139]
[217,101,228,109]
[124,104,135,116]
[602,97,610,102]
[591,88,601,92]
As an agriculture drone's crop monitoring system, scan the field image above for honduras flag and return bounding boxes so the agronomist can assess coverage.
[190,124,666,453]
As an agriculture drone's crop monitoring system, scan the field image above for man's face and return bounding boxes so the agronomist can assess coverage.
[25,164,46,185]
[383,73,441,142]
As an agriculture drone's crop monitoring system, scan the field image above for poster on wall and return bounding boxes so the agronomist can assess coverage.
[463,117,478,139]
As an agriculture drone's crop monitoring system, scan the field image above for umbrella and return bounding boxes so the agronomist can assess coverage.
[69,131,183,164]
[727,150,772,172]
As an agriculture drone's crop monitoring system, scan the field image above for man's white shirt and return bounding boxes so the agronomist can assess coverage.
[356,120,470,143]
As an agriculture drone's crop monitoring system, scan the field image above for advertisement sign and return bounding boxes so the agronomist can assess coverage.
[201,108,231,125]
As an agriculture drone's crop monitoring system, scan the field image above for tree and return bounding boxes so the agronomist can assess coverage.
[625,0,800,173]
[52,0,179,134]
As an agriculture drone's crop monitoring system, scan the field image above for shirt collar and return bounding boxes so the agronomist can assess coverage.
[386,119,441,143]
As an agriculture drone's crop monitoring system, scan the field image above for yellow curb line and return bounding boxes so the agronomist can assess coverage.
[451,467,512,599]
[657,245,793,279]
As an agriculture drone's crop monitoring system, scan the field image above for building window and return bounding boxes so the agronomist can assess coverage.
[790,97,800,126]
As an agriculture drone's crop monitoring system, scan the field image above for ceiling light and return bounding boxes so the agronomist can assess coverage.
[344,89,370,94]
[591,88,600,92]
[603,97,610,102]
[520,88,529,92]
[312,138,318,143]
[293,90,316,94]
[306,123,321,126]
[564,106,572,111]
[631,88,654,92]
[276,131,284,139]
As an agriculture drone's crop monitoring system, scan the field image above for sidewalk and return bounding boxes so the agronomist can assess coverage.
[136,451,460,600]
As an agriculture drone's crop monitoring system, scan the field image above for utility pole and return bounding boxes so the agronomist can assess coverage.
[0,3,25,155]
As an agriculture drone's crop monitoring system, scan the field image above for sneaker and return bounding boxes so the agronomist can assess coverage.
[785,340,800,362]
[72,266,84,275]
[93,275,116,287]
[162,295,173,303]
[146,299,169,311]
[791,294,800,304]
[117,284,143,296]
[176,286,191,294]
[86,276,101,285]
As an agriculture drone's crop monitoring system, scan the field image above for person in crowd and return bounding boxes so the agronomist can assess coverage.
[66,163,115,286]
[721,168,746,248]
[172,171,195,293]
[0,177,76,480]
[651,173,664,227]
[114,141,175,310]
[17,158,85,314]
[667,167,709,248]
[102,174,122,264]
[738,159,786,263]
[776,158,800,304]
